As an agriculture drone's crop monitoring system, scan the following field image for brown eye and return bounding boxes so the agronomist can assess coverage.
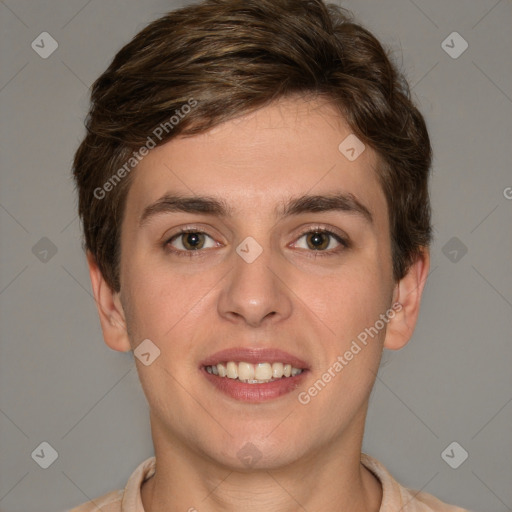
[180,232,206,250]
[305,232,331,250]
[165,230,217,256]
[294,229,348,253]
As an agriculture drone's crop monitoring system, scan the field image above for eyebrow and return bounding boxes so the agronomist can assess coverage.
[139,191,373,227]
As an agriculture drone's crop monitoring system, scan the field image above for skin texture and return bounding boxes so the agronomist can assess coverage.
[87,96,429,512]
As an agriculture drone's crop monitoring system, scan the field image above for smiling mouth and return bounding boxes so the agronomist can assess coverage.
[204,361,304,384]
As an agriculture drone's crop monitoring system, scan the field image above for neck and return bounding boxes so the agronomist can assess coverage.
[141,408,382,512]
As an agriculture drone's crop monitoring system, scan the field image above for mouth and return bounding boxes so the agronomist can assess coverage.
[200,348,309,402]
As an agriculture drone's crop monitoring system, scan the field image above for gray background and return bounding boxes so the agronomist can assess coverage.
[0,0,511,511]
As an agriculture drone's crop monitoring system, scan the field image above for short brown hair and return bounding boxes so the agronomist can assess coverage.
[73,0,432,293]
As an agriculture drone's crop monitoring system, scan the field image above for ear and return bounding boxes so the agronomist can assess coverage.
[384,248,430,351]
[86,250,132,353]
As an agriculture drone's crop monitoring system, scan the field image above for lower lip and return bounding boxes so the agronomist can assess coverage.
[202,367,308,402]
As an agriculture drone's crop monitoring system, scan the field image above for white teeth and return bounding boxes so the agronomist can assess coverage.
[217,362,227,377]
[226,361,238,379]
[238,362,255,381]
[272,362,284,378]
[255,363,272,380]
[205,361,304,383]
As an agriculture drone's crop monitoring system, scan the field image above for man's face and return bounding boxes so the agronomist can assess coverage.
[116,96,397,469]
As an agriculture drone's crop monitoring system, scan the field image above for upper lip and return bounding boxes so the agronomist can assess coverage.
[201,347,310,370]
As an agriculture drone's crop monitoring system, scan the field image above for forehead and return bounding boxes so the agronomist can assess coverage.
[124,97,387,227]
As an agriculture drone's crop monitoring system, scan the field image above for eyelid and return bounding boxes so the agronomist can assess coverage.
[162,224,219,244]
[294,224,349,244]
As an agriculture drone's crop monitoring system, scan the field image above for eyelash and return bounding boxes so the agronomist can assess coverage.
[163,226,350,258]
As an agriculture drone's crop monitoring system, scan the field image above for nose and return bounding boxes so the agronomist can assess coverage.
[217,238,293,328]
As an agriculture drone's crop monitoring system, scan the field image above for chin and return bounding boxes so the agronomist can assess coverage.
[202,431,310,472]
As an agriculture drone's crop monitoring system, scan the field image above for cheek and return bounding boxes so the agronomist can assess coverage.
[295,267,391,423]
[311,262,391,337]
[121,258,216,351]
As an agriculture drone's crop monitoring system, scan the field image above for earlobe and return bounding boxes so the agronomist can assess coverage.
[384,248,430,351]
[86,251,132,353]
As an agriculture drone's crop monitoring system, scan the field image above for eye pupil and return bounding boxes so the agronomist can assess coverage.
[183,232,203,250]
[307,232,329,250]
